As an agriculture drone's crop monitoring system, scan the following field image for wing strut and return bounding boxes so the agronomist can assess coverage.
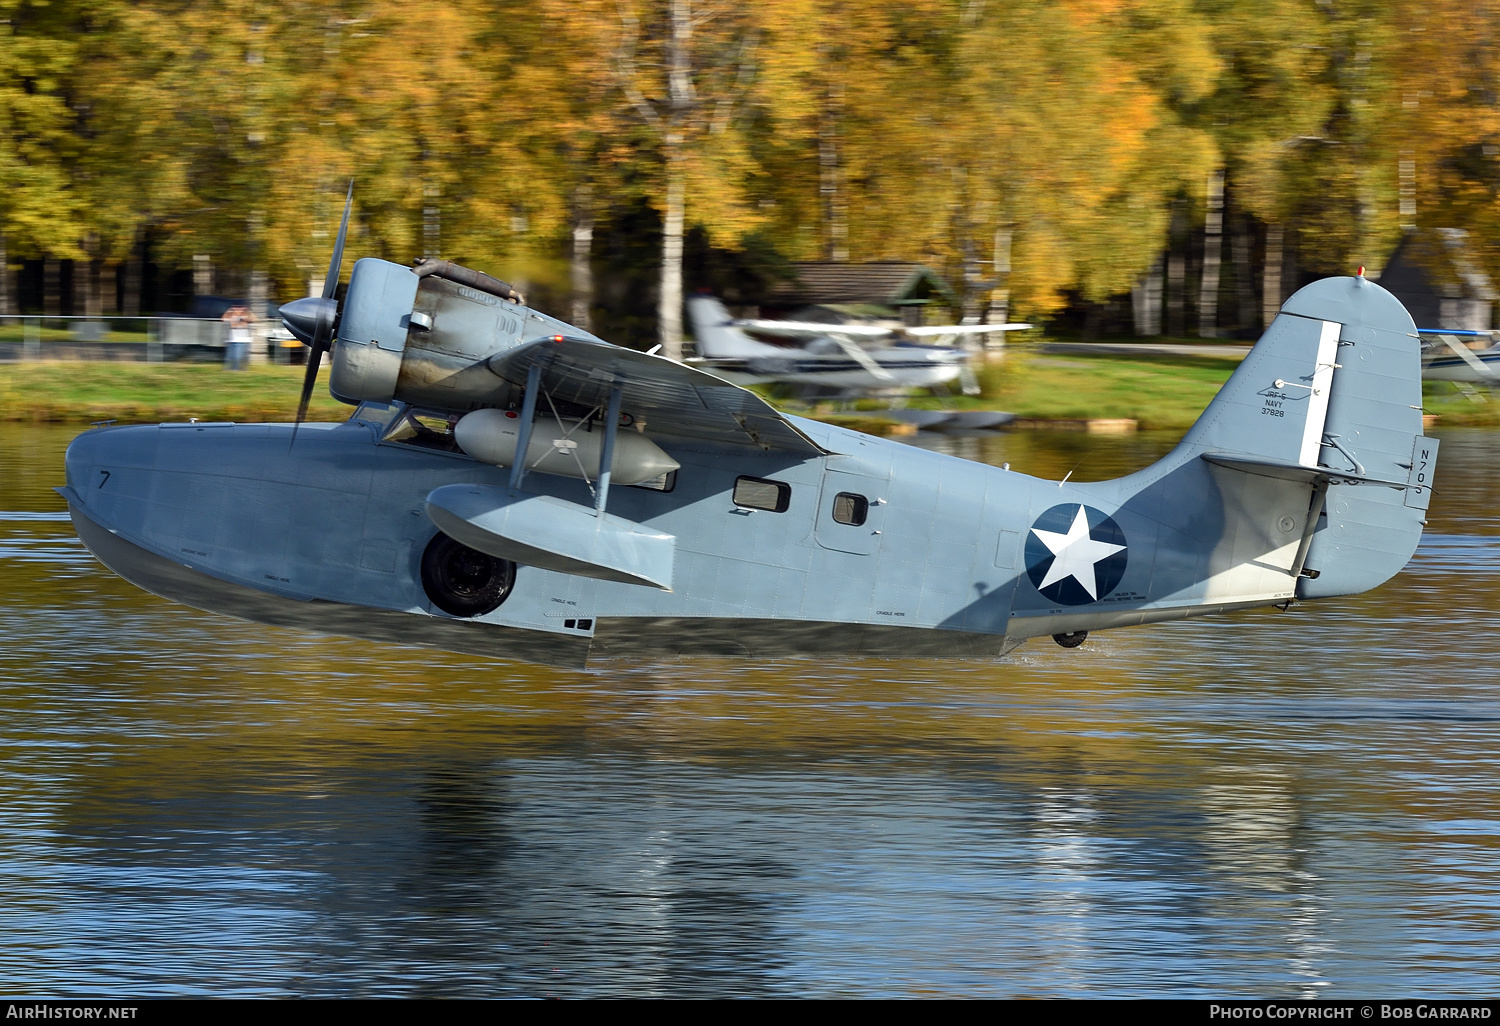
[827,333,894,381]
[509,363,542,491]
[595,385,624,514]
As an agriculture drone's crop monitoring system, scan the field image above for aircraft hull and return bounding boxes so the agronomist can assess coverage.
[60,406,1351,667]
[58,417,1272,666]
[62,417,1039,665]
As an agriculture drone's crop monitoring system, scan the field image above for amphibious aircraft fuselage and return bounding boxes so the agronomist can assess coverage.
[61,251,1438,669]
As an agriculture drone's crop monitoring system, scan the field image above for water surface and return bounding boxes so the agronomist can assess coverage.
[1,423,1497,998]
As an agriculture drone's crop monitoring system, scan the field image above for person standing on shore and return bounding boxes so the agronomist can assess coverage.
[222,305,255,370]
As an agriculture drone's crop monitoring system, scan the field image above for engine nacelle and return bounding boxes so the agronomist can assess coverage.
[328,258,416,403]
[329,257,593,414]
[454,408,680,486]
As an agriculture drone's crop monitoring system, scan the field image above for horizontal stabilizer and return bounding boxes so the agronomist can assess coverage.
[426,484,674,590]
[1201,453,1410,490]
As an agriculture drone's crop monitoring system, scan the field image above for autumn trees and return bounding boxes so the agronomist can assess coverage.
[5,0,1500,341]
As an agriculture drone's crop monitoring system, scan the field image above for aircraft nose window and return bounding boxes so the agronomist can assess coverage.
[832,492,869,526]
[381,408,463,452]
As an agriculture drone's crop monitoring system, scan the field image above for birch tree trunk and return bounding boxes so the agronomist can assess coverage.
[655,0,693,360]
[819,81,848,262]
[986,225,1012,353]
[249,268,268,365]
[1147,254,1164,335]
[616,0,755,360]
[1198,169,1224,338]
[1133,255,1164,336]
[659,139,686,360]
[1261,222,1284,329]
[193,254,213,298]
[570,182,594,331]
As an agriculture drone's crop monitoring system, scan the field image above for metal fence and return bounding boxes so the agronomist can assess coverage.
[0,315,289,363]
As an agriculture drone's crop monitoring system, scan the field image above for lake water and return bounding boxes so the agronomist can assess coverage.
[1,422,1497,998]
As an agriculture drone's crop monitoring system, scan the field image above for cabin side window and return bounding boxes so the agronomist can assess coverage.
[831,492,869,526]
[733,476,791,513]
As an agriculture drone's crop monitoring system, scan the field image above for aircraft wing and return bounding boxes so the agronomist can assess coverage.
[733,319,891,340]
[904,323,1033,336]
[486,336,828,456]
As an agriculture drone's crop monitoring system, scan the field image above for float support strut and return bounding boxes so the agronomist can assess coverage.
[510,363,542,491]
[595,384,623,514]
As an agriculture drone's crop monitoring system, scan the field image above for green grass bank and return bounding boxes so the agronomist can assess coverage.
[2,348,1496,430]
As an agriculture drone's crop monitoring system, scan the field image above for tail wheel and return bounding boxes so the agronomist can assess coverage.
[1053,631,1088,649]
[421,533,516,618]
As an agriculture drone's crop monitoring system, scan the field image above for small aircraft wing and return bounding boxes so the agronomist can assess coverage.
[733,319,891,340]
[486,335,828,456]
[903,323,1033,336]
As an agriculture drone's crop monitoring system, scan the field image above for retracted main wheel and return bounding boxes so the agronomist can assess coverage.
[1052,631,1088,648]
[421,532,516,618]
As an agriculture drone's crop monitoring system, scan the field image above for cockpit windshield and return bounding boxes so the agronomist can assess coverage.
[378,405,464,453]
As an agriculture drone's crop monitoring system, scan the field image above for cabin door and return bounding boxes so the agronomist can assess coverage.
[814,468,888,555]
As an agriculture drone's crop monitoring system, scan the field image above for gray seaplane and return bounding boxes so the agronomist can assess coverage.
[686,294,1030,396]
[61,196,1438,668]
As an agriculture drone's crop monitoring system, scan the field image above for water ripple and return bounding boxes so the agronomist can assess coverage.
[2,424,1499,997]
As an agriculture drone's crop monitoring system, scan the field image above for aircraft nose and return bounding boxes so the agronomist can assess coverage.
[62,424,159,503]
[63,425,106,494]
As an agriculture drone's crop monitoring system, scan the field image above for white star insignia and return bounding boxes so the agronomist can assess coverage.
[1031,506,1126,600]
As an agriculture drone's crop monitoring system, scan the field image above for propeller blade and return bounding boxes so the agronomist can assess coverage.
[294,339,326,428]
[323,180,353,301]
[292,181,353,447]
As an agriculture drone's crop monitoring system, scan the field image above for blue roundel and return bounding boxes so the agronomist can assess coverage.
[1024,504,1129,606]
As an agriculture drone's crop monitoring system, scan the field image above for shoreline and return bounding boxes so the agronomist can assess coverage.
[3,351,1494,431]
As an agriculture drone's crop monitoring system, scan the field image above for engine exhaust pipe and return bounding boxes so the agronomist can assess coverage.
[412,258,525,305]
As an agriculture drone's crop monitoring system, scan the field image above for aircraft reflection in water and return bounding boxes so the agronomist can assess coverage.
[685,294,1032,396]
[60,193,1439,668]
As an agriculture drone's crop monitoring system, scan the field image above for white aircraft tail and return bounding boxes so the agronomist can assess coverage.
[686,296,787,358]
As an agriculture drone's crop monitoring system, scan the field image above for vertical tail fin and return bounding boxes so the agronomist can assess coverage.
[1095,276,1434,616]
[1179,276,1423,471]
[686,296,788,358]
[1175,275,1431,598]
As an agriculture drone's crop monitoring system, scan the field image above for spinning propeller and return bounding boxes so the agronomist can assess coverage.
[279,182,354,438]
